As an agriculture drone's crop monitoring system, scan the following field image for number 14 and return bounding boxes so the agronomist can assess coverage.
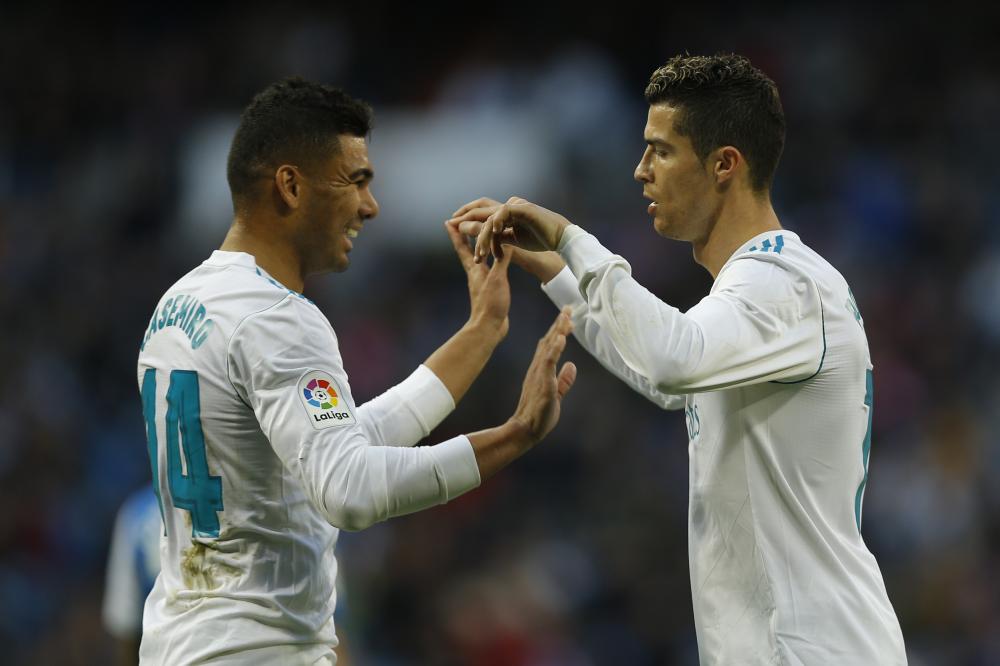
[141,369,224,538]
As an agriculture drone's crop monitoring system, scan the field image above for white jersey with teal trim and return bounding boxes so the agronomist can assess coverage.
[136,250,480,665]
[543,227,905,665]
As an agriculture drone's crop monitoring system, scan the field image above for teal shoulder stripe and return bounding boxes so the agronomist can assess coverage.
[255,267,315,304]
[772,297,827,385]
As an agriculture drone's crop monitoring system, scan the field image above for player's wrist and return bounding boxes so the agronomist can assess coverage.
[537,256,567,284]
[503,415,538,450]
[464,316,508,345]
[548,218,570,250]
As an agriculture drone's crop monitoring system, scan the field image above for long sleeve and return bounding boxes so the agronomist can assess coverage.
[355,364,455,447]
[227,297,480,532]
[541,266,685,411]
[558,226,824,394]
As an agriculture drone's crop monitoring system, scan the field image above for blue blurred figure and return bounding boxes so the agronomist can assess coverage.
[103,484,162,666]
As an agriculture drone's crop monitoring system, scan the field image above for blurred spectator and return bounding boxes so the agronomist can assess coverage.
[102,484,162,666]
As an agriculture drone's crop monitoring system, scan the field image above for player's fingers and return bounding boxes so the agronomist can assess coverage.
[448,205,500,225]
[492,204,507,235]
[477,205,509,262]
[452,197,500,218]
[491,228,504,261]
[487,204,512,260]
[487,245,513,280]
[551,331,567,357]
[474,214,494,264]
[556,361,577,398]
[457,220,484,238]
[552,306,574,337]
[537,308,573,356]
[445,220,475,270]
[531,334,562,374]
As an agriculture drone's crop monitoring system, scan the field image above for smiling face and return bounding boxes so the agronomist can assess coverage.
[634,104,722,245]
[296,135,379,274]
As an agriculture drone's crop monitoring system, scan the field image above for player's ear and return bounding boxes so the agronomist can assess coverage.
[713,146,742,187]
[274,165,302,210]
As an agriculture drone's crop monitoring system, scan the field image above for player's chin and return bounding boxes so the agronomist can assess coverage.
[321,248,351,273]
[652,216,673,238]
[331,255,351,272]
[330,241,353,272]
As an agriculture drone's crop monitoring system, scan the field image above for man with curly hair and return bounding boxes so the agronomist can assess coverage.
[136,78,577,665]
[452,54,906,664]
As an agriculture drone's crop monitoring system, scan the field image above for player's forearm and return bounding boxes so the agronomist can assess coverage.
[542,266,683,410]
[356,365,455,447]
[423,319,505,404]
[511,248,567,284]
[559,227,706,391]
[465,418,536,481]
[309,435,481,531]
[575,321,687,409]
[560,229,822,392]
[581,264,706,391]
[309,419,532,531]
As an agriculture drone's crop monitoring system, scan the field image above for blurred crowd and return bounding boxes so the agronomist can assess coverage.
[1,3,998,664]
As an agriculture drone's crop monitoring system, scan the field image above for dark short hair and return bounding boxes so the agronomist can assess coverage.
[227,77,374,210]
[645,54,785,192]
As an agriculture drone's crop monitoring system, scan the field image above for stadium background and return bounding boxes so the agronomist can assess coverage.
[2,2,999,664]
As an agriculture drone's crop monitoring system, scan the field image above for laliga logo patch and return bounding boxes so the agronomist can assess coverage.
[298,370,356,429]
[303,378,337,409]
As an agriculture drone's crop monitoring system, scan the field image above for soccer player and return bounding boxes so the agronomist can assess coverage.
[103,483,162,665]
[136,78,577,665]
[451,54,906,664]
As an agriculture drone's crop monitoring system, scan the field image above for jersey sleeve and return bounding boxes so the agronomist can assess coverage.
[355,364,455,447]
[541,265,686,411]
[227,296,480,531]
[558,227,824,393]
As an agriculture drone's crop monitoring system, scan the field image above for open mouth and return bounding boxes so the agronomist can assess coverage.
[643,192,658,216]
[346,229,359,239]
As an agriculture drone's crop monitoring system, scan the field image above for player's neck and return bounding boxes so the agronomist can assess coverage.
[693,192,782,279]
[220,222,306,293]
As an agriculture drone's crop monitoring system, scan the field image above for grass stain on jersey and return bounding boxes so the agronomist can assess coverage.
[181,542,241,592]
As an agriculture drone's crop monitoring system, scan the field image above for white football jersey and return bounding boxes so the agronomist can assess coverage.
[136,250,480,665]
[543,227,906,665]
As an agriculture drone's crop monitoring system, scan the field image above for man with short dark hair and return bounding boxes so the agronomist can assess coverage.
[452,54,906,665]
[137,77,577,665]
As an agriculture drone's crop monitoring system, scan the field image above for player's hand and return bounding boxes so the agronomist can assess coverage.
[510,307,577,445]
[448,197,573,264]
[446,219,511,342]
[508,247,566,284]
[454,215,567,284]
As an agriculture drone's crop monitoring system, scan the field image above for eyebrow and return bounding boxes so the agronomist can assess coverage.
[645,137,671,148]
[349,167,374,182]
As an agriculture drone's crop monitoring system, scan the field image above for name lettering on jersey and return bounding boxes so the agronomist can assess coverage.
[747,234,784,254]
[140,294,215,351]
[685,402,701,440]
[298,370,356,430]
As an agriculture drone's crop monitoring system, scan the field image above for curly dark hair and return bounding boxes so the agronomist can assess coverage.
[645,54,785,192]
[226,77,374,210]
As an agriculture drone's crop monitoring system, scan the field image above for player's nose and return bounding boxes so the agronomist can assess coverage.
[634,153,653,183]
[360,188,379,220]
